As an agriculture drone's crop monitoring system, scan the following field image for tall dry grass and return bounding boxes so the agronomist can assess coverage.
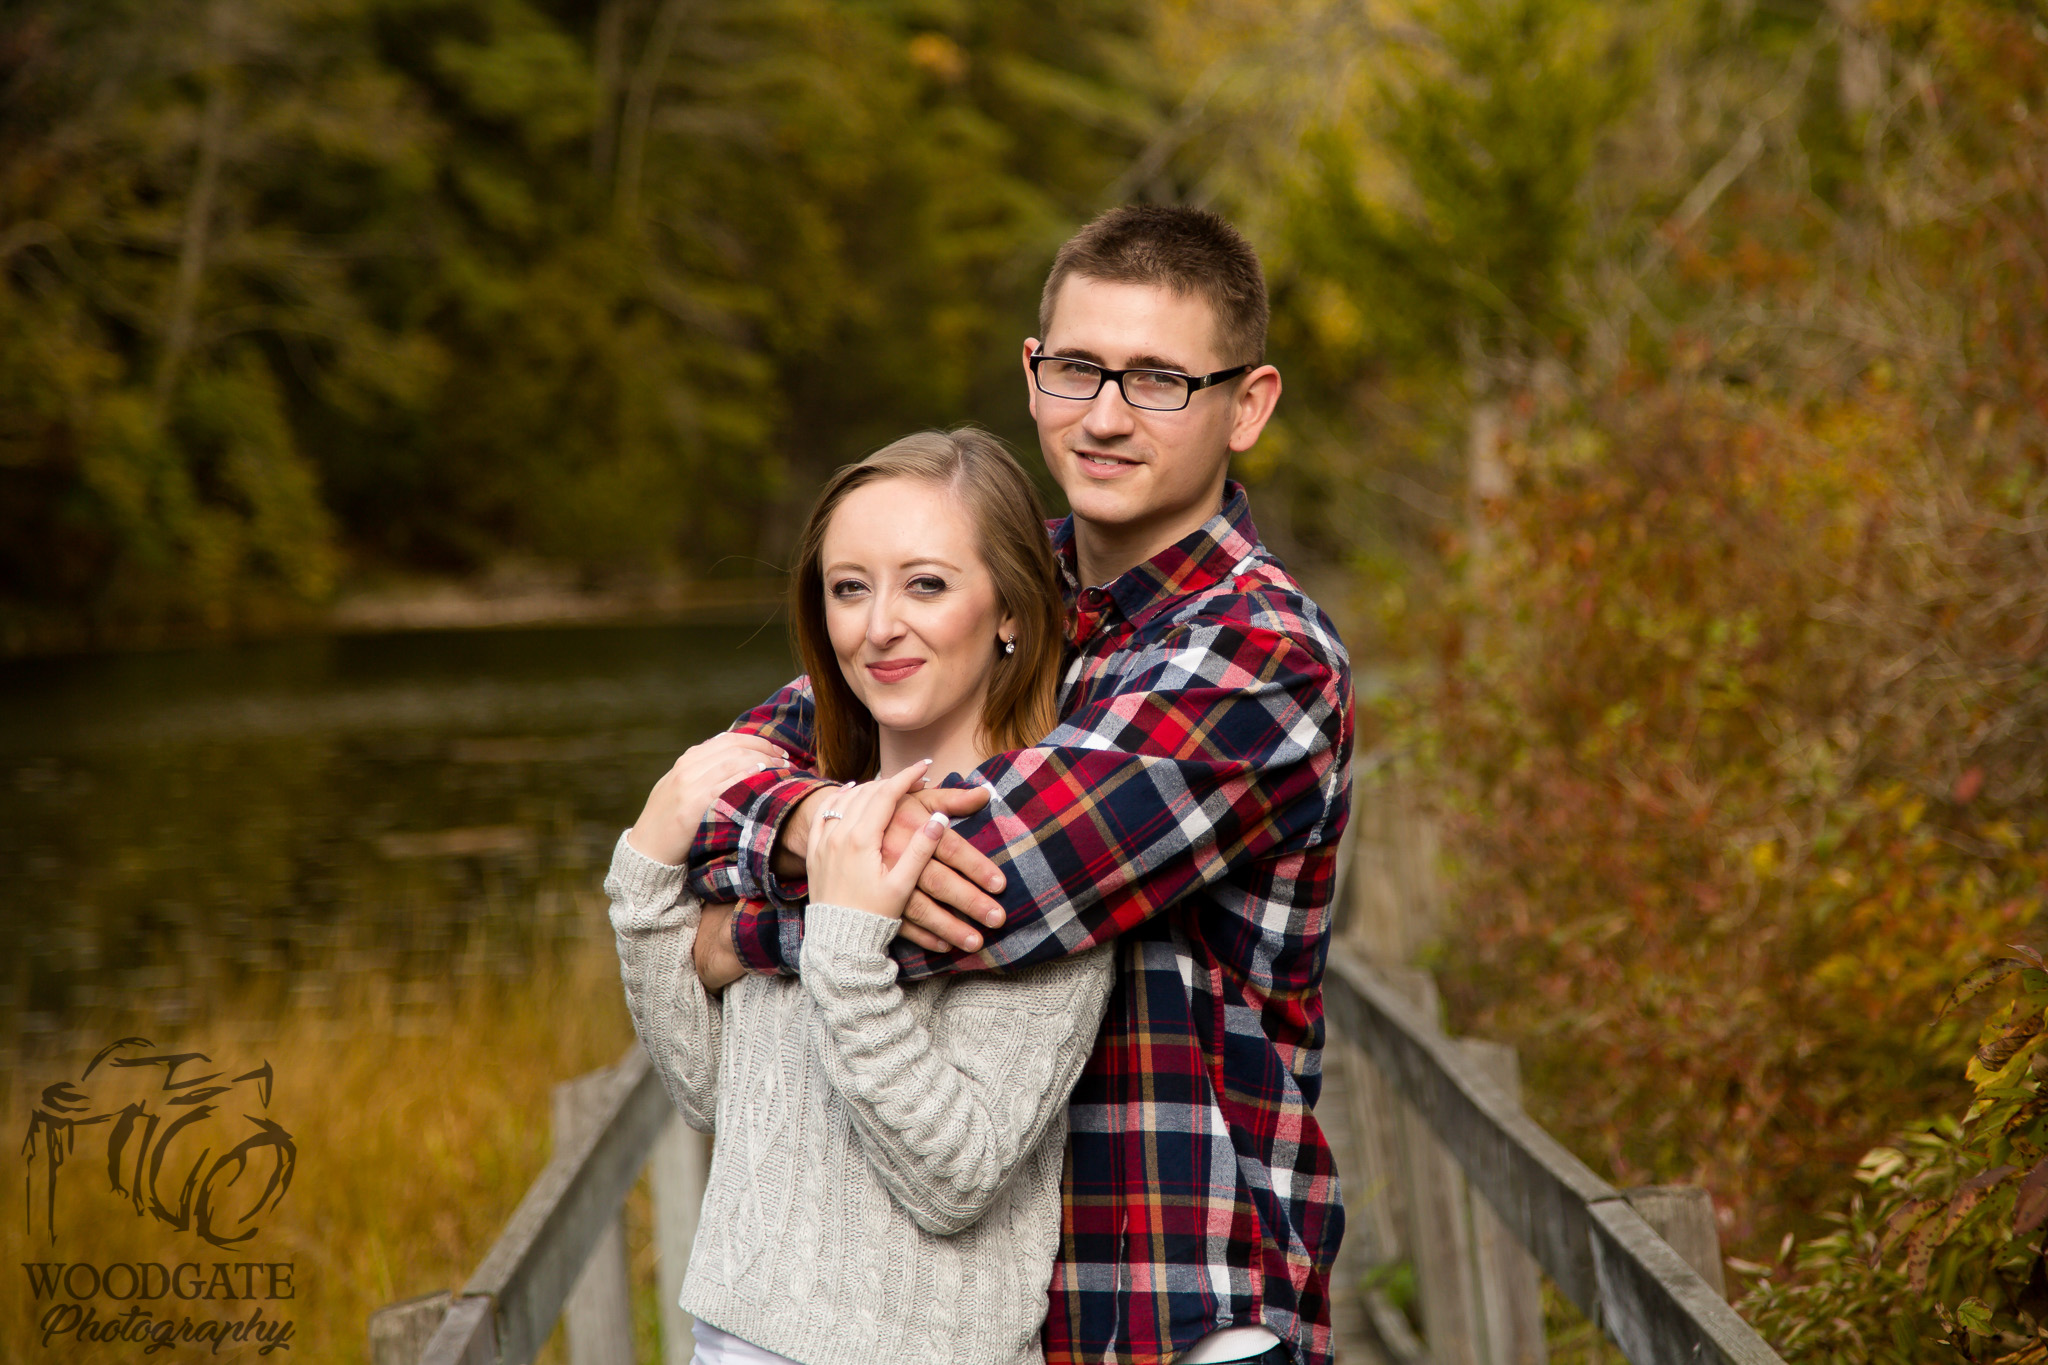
[4,897,643,1363]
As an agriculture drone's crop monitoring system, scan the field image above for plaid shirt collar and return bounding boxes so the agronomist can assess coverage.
[1051,480,1261,643]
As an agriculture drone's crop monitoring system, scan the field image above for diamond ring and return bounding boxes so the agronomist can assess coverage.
[820,810,845,821]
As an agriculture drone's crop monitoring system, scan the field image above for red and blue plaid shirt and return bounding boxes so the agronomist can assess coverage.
[688,483,1353,1365]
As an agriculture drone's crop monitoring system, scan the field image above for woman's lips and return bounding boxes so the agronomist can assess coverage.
[866,659,924,683]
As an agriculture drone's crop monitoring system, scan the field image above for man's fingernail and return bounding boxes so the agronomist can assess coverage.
[964,933,982,950]
[988,876,1004,891]
[986,910,1005,926]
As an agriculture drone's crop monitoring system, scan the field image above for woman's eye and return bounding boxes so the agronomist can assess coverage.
[828,578,868,600]
[908,576,948,595]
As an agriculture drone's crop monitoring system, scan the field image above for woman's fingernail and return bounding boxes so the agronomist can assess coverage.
[926,812,948,831]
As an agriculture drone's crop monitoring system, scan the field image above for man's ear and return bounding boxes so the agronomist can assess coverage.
[1226,364,1283,453]
[1022,338,1041,422]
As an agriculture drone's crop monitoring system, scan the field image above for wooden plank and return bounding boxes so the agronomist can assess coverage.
[1587,1200,1779,1365]
[554,1069,638,1365]
[1623,1186,1726,1299]
[1361,1289,1432,1365]
[1458,1041,1545,1365]
[418,1294,496,1365]
[1321,946,1786,1365]
[368,1290,451,1365]
[464,1043,676,1365]
[1393,975,1480,1365]
[1324,943,1614,1317]
[1313,1037,1389,1363]
[651,1120,710,1365]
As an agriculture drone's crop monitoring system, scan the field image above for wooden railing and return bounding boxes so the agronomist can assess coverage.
[1318,946,1785,1365]
[367,1045,706,1365]
[369,771,1790,1365]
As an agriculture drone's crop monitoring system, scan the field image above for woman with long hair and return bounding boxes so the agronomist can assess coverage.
[607,428,1110,1365]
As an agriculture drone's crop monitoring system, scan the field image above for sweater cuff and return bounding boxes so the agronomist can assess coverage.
[803,901,901,958]
[607,831,694,923]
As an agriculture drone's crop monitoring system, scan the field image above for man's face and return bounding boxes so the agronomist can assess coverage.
[1026,276,1270,564]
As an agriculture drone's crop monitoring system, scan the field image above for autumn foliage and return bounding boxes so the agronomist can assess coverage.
[1390,0,2048,1298]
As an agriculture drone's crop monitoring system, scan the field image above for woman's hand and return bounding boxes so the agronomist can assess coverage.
[627,732,792,866]
[805,759,948,922]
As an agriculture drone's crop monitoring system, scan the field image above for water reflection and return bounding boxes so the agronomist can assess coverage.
[0,621,795,1052]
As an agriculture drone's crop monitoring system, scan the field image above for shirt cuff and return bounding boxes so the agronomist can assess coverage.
[740,772,838,908]
[730,899,795,975]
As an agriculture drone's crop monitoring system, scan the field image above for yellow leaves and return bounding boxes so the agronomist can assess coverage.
[1899,795,1927,832]
[1301,277,1366,352]
[906,33,967,84]
[1749,839,1781,876]
[1858,1147,1910,1186]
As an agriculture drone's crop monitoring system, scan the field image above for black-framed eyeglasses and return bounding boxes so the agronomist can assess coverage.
[1029,352,1251,412]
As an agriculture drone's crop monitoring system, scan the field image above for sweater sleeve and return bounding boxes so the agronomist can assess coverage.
[798,902,1114,1235]
[607,832,722,1134]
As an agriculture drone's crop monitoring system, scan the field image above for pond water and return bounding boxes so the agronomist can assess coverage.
[0,621,797,1051]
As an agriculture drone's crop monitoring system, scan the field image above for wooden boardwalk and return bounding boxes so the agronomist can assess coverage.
[370,773,1788,1365]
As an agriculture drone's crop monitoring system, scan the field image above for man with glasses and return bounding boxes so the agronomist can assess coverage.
[688,205,1352,1365]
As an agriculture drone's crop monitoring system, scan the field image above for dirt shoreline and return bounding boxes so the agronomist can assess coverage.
[1,574,789,660]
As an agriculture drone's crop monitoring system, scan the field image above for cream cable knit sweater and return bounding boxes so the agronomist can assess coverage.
[606,834,1114,1365]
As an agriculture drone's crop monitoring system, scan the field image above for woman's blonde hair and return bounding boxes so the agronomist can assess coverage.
[790,428,1063,781]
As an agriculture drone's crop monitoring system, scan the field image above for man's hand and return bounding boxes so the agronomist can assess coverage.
[693,904,744,993]
[771,779,1009,954]
[882,786,1008,955]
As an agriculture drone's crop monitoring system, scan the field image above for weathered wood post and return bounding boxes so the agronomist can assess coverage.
[1337,770,1541,1364]
[651,1121,711,1365]
[368,1291,454,1365]
[1456,1041,1546,1365]
[1624,1186,1727,1299]
[554,1068,637,1365]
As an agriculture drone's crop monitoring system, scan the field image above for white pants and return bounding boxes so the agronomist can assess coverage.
[687,1314,1283,1364]
[689,1318,803,1365]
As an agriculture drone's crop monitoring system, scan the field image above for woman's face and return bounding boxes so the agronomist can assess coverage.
[820,476,1014,762]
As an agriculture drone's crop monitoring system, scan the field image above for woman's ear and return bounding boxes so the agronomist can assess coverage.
[997,608,1019,653]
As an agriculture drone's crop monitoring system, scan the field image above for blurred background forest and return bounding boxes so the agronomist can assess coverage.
[5,0,2047,1356]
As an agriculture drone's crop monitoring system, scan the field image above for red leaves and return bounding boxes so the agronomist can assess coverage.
[1955,767,1986,803]
[1941,1166,2019,1242]
[1884,1167,2021,1290]
[2011,1157,2048,1235]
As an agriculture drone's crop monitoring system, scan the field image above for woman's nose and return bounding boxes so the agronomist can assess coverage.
[865,594,907,647]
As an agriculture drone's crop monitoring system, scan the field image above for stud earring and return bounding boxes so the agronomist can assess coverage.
[1003,636,1016,656]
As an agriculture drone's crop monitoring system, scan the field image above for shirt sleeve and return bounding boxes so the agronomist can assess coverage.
[683,677,835,972]
[726,604,1351,980]
[891,609,1352,981]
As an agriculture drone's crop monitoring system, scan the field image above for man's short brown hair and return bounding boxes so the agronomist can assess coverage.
[1038,204,1269,366]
